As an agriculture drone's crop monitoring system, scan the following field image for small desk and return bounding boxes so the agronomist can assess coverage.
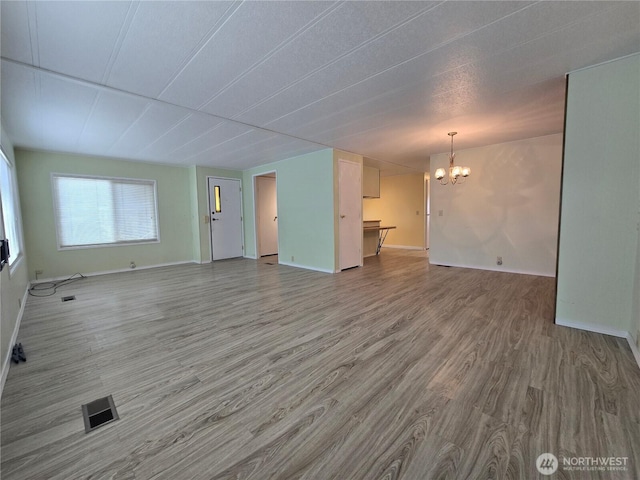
[363,225,396,255]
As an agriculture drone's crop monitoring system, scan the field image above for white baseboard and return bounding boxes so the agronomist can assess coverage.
[554,318,628,338]
[277,260,335,274]
[429,260,555,278]
[243,254,258,260]
[34,260,196,283]
[555,318,640,370]
[625,332,640,369]
[1,283,30,399]
[382,245,424,251]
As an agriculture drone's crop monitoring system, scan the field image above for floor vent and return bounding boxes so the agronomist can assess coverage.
[265,262,275,265]
[82,395,119,433]
[61,295,76,302]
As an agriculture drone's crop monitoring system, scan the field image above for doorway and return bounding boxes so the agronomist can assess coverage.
[254,172,278,258]
[338,159,362,270]
[208,177,243,261]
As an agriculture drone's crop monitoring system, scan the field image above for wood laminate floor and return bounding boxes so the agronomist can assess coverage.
[1,250,639,479]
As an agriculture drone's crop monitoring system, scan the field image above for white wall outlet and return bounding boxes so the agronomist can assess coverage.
[438,210,443,216]
[291,256,294,262]
[497,256,503,265]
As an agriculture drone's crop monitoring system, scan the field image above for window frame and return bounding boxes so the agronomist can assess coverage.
[51,172,161,251]
[0,146,24,273]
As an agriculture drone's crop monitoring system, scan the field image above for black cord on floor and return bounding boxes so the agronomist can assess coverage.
[29,273,87,297]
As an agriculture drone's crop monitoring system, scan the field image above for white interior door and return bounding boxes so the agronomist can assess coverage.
[425,176,430,250]
[339,159,362,270]
[256,175,278,256]
[208,177,243,260]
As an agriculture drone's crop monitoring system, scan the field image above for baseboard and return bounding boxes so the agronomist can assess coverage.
[555,318,640,370]
[277,260,334,274]
[554,318,629,338]
[0,283,30,399]
[625,332,640,370]
[382,245,424,251]
[243,254,258,260]
[33,260,197,283]
[428,259,555,278]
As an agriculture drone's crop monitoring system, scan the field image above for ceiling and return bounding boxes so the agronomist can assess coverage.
[1,1,639,174]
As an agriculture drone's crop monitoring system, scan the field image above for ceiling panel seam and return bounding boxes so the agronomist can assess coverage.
[136,113,196,156]
[259,1,540,129]
[226,1,444,121]
[196,1,344,110]
[34,69,43,145]
[75,90,101,152]
[102,1,140,84]
[155,0,244,99]
[486,2,629,73]
[162,121,227,157]
[2,58,367,161]
[182,128,256,162]
[131,111,194,157]
[26,0,39,66]
[105,102,154,155]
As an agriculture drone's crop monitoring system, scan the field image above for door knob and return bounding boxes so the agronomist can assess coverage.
[211,218,218,221]
[340,214,346,219]
[274,216,278,221]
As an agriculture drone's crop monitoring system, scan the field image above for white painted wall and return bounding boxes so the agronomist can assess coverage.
[556,54,640,336]
[430,134,563,276]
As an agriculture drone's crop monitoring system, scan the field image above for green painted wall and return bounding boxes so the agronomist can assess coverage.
[243,149,336,272]
[556,54,640,334]
[16,150,195,280]
[0,125,29,385]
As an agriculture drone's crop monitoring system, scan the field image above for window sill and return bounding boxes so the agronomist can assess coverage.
[8,253,24,277]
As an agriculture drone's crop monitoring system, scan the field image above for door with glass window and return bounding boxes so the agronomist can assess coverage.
[208,177,243,260]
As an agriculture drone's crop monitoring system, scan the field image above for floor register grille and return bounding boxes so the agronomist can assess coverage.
[81,395,119,433]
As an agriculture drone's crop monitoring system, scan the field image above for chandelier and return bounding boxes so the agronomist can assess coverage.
[435,132,470,185]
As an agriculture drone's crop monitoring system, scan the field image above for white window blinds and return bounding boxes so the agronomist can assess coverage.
[52,174,159,249]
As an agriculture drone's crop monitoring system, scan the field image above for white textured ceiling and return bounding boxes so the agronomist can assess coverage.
[1,1,639,173]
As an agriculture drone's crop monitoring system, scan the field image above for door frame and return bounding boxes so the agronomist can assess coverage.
[252,171,279,259]
[207,176,245,263]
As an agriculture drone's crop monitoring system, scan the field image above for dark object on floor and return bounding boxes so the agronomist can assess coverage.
[12,343,26,363]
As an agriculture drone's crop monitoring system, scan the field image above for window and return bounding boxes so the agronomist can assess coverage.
[52,174,159,249]
[0,148,23,267]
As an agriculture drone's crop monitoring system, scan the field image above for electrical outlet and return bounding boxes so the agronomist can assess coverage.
[416,210,419,215]
[291,256,294,262]
[438,210,443,216]
[497,256,503,265]
[35,269,43,274]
